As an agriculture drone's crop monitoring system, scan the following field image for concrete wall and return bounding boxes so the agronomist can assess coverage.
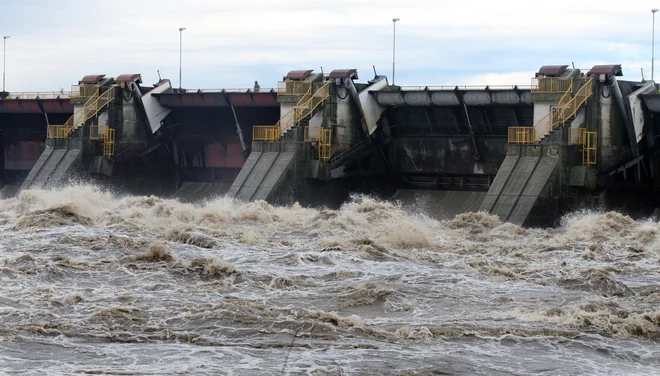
[73,104,84,126]
[308,111,323,127]
[98,111,108,127]
[336,92,358,147]
[121,97,141,141]
[391,136,506,175]
[533,100,554,125]
[280,102,294,131]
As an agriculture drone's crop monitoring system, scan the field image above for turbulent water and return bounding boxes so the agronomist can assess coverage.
[0,186,659,375]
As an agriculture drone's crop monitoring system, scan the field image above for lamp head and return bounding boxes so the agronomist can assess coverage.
[2,36,9,39]
[653,8,659,13]
[392,18,400,22]
[179,27,187,31]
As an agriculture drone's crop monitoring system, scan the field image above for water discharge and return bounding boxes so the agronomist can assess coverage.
[0,186,658,375]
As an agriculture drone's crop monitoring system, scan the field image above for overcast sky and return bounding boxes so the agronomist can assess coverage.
[0,0,657,92]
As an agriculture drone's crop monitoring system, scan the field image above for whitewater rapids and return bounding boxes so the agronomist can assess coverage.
[0,186,658,375]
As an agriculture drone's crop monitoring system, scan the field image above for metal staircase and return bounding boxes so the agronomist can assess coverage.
[47,87,116,157]
[509,78,595,144]
[253,81,331,142]
[48,87,114,139]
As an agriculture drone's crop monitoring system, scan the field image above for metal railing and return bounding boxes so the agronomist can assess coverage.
[583,131,597,166]
[508,127,535,144]
[556,80,574,112]
[557,78,594,124]
[90,125,116,157]
[252,124,282,141]
[89,124,106,140]
[253,81,331,142]
[398,85,533,91]
[294,81,330,122]
[303,126,333,162]
[47,87,115,140]
[319,129,332,162]
[532,111,553,143]
[82,87,114,124]
[103,128,115,157]
[568,127,586,145]
[188,88,276,93]
[4,91,71,100]
[512,78,594,145]
[304,125,322,142]
[47,125,70,139]
[531,77,573,93]
[569,127,597,166]
[47,89,100,139]
[70,84,99,99]
[277,80,313,95]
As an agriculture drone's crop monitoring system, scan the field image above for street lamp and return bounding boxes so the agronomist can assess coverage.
[178,27,186,89]
[392,18,400,86]
[2,36,9,93]
[653,9,659,81]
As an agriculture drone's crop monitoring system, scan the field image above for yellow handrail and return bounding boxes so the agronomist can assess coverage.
[555,80,574,113]
[277,80,313,95]
[319,129,332,162]
[568,127,586,145]
[294,81,331,124]
[508,127,535,144]
[509,78,594,145]
[253,81,330,141]
[103,128,115,157]
[557,78,593,126]
[82,87,114,124]
[304,126,322,142]
[583,131,597,166]
[48,89,100,139]
[531,77,572,93]
[47,87,115,140]
[532,111,553,143]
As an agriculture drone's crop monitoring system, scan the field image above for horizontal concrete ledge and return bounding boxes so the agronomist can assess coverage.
[372,89,532,107]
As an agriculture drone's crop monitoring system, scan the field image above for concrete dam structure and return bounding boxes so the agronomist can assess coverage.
[1,63,659,225]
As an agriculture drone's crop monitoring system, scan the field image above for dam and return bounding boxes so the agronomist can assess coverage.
[1,63,659,225]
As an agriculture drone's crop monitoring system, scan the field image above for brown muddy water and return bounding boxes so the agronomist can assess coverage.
[0,186,659,375]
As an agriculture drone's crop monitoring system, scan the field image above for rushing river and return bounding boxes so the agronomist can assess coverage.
[0,186,658,375]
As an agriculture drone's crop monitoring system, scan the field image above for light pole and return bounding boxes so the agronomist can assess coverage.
[653,9,659,81]
[392,18,400,86]
[2,36,9,93]
[178,27,186,89]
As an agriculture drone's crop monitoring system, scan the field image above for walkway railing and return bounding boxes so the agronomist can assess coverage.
[319,128,332,162]
[568,128,586,145]
[188,88,277,93]
[508,127,535,144]
[583,131,597,166]
[277,80,313,95]
[510,78,594,145]
[556,78,594,125]
[253,81,331,142]
[90,125,116,157]
[3,91,71,100]
[397,85,534,91]
[48,88,100,139]
[569,127,598,166]
[82,87,114,124]
[47,87,115,141]
[304,126,333,162]
[531,77,573,93]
